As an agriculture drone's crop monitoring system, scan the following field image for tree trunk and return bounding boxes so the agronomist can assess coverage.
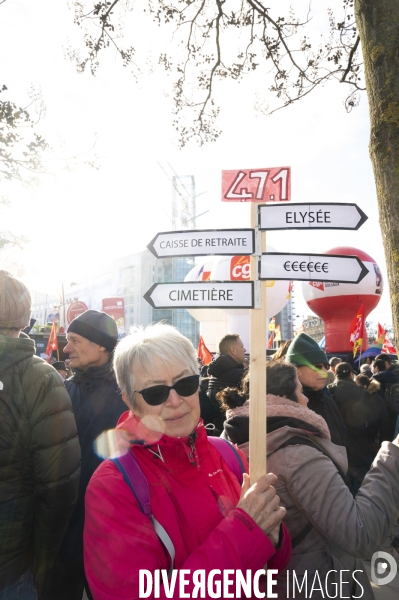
[355,0,399,347]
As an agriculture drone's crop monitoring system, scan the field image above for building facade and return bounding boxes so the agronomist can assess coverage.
[24,253,199,347]
[303,314,325,343]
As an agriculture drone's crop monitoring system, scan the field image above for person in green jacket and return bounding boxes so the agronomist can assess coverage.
[0,271,81,600]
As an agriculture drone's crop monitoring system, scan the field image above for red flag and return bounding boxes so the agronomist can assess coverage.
[197,336,212,365]
[375,323,397,354]
[45,321,58,363]
[349,304,365,357]
[374,323,386,345]
[267,330,275,349]
[382,337,397,354]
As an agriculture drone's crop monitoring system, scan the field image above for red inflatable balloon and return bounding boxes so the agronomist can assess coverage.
[302,247,383,353]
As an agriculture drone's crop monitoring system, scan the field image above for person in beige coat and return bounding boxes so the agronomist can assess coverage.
[220,360,399,600]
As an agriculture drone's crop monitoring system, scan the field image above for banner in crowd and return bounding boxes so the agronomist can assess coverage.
[102,298,125,336]
[267,330,275,349]
[45,321,58,362]
[376,323,397,355]
[349,303,365,356]
[198,336,212,365]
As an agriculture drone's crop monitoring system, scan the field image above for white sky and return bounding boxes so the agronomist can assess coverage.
[0,0,393,328]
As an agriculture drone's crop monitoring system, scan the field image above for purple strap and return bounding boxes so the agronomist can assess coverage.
[111,451,151,516]
[208,437,245,484]
[111,437,244,518]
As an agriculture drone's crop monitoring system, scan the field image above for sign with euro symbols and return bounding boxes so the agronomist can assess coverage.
[259,252,369,284]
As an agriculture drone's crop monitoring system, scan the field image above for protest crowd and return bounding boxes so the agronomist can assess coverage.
[1,269,399,600]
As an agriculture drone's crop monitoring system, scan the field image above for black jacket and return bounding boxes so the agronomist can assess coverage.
[328,378,391,475]
[206,355,247,433]
[0,334,80,589]
[372,369,399,435]
[303,387,348,448]
[60,362,126,564]
[373,369,398,398]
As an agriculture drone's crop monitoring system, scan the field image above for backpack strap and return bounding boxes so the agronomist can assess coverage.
[111,452,175,577]
[110,438,245,575]
[208,437,245,484]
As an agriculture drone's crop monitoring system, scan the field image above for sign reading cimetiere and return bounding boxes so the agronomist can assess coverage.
[144,282,254,309]
[147,229,255,258]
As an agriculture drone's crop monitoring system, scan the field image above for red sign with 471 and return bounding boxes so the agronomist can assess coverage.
[222,167,291,203]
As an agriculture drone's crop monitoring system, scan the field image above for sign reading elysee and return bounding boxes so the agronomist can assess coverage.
[258,202,368,230]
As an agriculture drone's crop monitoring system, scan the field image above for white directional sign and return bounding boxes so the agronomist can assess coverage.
[258,202,368,230]
[144,281,254,309]
[259,252,369,284]
[147,229,255,258]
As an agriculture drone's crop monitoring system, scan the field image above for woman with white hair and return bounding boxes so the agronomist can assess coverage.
[83,323,291,600]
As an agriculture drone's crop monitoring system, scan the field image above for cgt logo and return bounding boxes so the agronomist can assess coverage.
[309,281,325,291]
[230,256,251,280]
[371,551,398,586]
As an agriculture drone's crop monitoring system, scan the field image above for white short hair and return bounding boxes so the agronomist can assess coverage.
[113,323,198,405]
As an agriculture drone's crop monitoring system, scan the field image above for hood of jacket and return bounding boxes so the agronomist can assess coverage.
[367,379,381,394]
[207,353,243,377]
[224,395,348,475]
[223,394,331,446]
[0,332,35,372]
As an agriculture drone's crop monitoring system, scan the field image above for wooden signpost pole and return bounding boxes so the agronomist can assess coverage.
[249,203,267,484]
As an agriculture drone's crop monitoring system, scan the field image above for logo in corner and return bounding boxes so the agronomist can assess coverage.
[371,551,398,586]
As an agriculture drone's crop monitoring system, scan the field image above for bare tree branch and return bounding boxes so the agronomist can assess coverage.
[69,0,365,146]
[341,34,360,82]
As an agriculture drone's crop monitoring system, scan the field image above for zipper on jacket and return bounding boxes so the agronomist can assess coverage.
[184,432,199,466]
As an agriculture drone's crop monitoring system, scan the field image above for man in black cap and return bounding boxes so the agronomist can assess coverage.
[41,310,126,600]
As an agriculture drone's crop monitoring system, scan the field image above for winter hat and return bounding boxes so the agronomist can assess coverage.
[0,270,31,328]
[67,310,118,352]
[52,361,66,371]
[335,362,354,378]
[285,332,328,367]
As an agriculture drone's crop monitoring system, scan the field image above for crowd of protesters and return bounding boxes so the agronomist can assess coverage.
[1,268,399,600]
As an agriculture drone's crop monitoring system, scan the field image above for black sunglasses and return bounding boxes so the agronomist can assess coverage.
[313,363,330,370]
[134,374,200,406]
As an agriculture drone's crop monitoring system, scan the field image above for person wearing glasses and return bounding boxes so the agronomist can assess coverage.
[285,333,347,448]
[83,323,291,600]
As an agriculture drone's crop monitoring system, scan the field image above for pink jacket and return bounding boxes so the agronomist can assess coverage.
[84,412,291,599]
